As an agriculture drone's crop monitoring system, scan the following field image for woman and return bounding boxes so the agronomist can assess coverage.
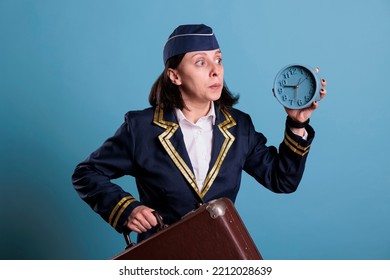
[72,24,327,242]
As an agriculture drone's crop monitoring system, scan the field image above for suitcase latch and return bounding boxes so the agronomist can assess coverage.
[206,199,227,219]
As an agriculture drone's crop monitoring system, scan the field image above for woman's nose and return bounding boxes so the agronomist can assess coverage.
[210,64,222,77]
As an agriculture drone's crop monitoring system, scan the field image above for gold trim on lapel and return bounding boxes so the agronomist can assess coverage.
[153,106,199,195]
[201,110,236,197]
[153,106,237,199]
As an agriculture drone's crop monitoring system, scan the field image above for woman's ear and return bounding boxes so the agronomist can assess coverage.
[167,68,181,85]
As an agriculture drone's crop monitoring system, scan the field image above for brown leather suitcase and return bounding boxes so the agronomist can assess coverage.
[112,197,262,260]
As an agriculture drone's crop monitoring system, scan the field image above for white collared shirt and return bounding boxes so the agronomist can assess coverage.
[175,103,216,192]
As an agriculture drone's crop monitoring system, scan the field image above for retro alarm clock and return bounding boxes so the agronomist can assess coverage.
[273,64,321,109]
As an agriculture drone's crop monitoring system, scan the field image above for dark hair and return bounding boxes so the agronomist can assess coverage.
[148,54,239,111]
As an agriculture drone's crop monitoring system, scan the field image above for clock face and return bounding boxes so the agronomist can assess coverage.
[273,65,319,109]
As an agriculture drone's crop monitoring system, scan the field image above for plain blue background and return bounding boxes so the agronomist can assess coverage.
[1,0,389,260]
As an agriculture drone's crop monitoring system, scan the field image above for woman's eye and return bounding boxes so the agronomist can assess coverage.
[216,58,222,64]
[196,60,205,66]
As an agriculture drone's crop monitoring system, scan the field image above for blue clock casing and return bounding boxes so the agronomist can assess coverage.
[273,64,321,109]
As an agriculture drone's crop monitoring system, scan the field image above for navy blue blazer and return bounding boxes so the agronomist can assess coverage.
[72,105,314,241]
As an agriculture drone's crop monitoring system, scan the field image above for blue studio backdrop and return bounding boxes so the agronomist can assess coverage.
[1,0,389,260]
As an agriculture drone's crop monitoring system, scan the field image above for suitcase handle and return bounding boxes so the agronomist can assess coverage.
[123,211,167,249]
[153,211,168,231]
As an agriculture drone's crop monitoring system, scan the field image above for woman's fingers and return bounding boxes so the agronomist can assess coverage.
[127,205,158,233]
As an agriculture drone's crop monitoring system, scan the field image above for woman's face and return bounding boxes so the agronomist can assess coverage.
[169,49,224,108]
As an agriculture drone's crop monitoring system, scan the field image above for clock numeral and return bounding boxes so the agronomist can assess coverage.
[289,68,297,75]
[305,96,311,102]
[279,80,287,87]
[278,87,283,94]
[297,99,303,106]
[282,95,288,101]
[283,72,290,79]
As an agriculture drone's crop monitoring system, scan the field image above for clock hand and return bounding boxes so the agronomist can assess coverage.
[298,75,309,85]
[286,77,301,88]
[295,78,301,100]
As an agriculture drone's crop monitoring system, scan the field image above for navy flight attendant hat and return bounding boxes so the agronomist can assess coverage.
[163,24,220,65]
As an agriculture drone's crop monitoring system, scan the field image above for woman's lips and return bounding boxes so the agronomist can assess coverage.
[209,83,222,89]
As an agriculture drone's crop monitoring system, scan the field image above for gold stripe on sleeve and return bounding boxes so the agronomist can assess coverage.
[111,198,136,229]
[284,132,311,156]
[108,196,136,227]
